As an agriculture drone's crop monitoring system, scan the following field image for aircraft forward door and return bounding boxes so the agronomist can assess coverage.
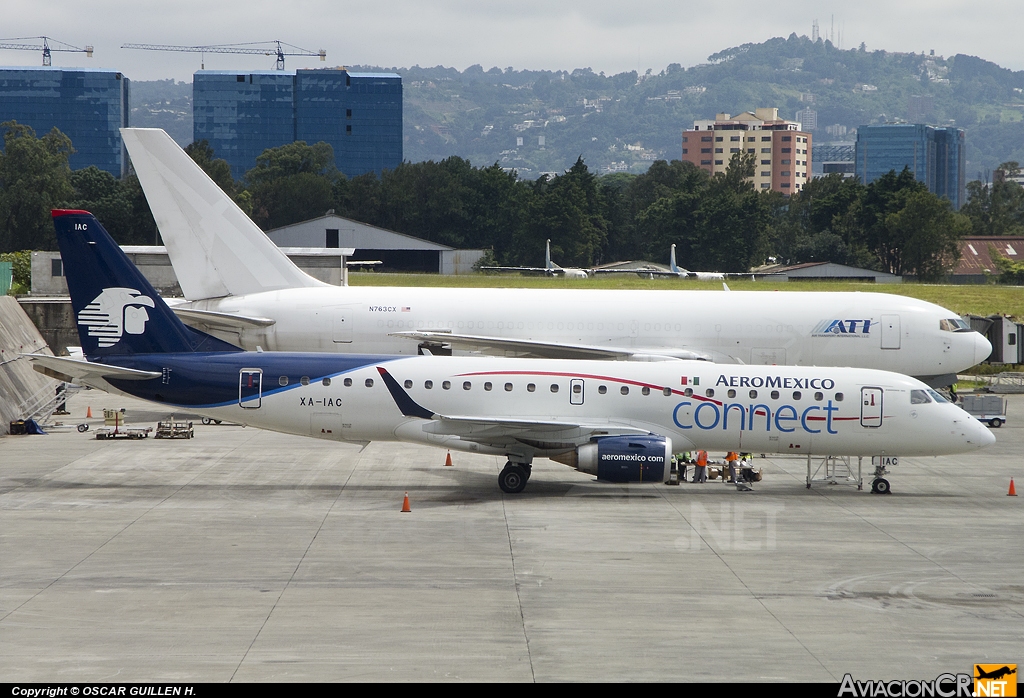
[239,369,263,409]
[860,387,883,427]
[570,379,585,405]
[881,315,901,349]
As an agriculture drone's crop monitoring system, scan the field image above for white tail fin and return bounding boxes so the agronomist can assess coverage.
[545,239,553,270]
[121,128,325,300]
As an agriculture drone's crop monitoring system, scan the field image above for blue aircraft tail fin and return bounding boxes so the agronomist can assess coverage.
[51,209,240,357]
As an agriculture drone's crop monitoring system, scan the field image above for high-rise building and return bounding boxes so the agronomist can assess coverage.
[795,108,817,131]
[855,124,966,209]
[0,67,130,177]
[681,107,812,193]
[193,68,402,180]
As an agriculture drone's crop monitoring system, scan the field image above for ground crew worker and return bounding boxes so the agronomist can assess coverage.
[726,451,739,484]
[694,450,708,483]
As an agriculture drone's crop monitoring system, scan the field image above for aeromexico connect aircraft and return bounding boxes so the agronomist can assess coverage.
[30,210,994,495]
[121,128,990,388]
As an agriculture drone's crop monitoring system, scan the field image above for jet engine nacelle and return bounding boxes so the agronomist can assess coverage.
[553,435,671,483]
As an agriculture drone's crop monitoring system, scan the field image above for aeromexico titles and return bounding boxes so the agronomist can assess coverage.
[30,210,995,496]
[121,128,990,387]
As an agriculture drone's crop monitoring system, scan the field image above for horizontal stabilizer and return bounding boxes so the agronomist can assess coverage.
[172,307,276,332]
[121,128,326,300]
[27,354,160,386]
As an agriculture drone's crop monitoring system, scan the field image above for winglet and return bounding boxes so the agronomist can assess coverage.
[376,366,434,419]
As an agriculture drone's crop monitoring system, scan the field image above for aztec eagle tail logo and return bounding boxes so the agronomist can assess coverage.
[77,287,156,347]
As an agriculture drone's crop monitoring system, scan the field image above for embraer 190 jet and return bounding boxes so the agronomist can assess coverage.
[30,210,995,494]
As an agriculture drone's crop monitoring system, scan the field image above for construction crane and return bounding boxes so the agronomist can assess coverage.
[0,36,93,66]
[121,41,326,70]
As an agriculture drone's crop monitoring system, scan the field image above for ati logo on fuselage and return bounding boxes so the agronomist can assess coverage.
[77,287,155,348]
[812,319,872,337]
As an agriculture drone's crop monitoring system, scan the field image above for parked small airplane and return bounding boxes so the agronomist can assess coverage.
[480,239,590,278]
[119,128,990,387]
[592,245,725,280]
[29,210,995,494]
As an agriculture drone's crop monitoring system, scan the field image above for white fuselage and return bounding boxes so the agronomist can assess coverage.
[160,356,993,461]
[182,287,991,381]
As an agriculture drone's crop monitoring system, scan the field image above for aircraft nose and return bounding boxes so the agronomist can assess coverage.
[965,416,997,449]
[973,332,993,365]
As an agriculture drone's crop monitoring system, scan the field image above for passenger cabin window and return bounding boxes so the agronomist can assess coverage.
[771,390,779,399]
[835,393,844,401]
[815,391,824,401]
[484,382,492,391]
[527,383,536,392]
[463,381,472,390]
[424,380,433,389]
[404,380,413,389]
[365,378,374,388]
[279,376,289,386]
[620,386,629,395]
[442,381,451,390]
[344,378,352,387]
[727,389,736,398]
[663,387,672,396]
[322,378,331,387]
[792,391,802,400]
[599,385,608,394]
[573,384,583,394]
[301,376,310,386]
[505,383,513,392]
[749,390,758,399]
[684,388,693,397]
[705,389,715,398]
[642,386,651,396]
[911,389,932,404]
[550,384,559,393]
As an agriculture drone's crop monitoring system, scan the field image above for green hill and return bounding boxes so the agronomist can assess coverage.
[129,34,1024,179]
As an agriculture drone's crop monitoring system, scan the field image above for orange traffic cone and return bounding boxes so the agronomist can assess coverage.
[444,451,453,467]
[86,406,92,418]
[1009,478,1018,496]
[401,492,411,512]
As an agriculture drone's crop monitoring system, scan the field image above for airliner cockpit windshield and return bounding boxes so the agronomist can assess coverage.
[940,318,973,332]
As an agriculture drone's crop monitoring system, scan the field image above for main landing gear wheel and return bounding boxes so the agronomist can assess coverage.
[871,478,891,494]
[498,463,529,494]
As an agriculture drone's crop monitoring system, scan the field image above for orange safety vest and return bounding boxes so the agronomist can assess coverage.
[696,450,708,467]
[726,451,738,462]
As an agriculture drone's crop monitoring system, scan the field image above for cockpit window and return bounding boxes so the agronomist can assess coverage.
[939,318,972,332]
[910,389,932,404]
[926,388,949,403]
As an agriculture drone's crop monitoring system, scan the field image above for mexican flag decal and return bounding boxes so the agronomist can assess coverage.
[680,376,700,386]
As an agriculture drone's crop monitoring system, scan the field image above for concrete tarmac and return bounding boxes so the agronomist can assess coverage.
[1,392,1021,682]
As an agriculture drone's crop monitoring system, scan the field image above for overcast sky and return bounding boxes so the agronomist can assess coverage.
[5,1,1023,81]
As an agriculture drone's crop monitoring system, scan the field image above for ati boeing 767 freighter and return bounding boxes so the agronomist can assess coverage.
[121,128,990,387]
[29,210,994,494]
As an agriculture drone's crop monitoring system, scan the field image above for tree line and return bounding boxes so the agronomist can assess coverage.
[3,120,1024,282]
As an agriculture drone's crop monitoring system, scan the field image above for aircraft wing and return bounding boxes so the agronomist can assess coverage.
[479,266,567,276]
[27,354,161,387]
[590,268,681,277]
[390,330,710,361]
[171,307,276,332]
[376,366,647,447]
